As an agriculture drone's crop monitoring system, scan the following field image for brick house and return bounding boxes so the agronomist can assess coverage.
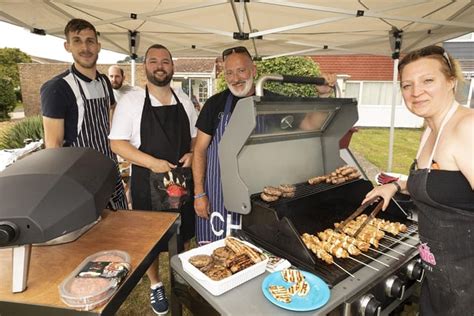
[19,38,472,127]
[18,58,216,117]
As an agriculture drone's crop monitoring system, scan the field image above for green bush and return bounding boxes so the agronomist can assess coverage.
[0,77,16,121]
[0,116,44,149]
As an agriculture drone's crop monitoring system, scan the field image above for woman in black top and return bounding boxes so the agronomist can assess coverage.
[363,45,474,316]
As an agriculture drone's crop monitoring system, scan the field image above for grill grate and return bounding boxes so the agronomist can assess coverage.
[252,178,360,208]
[244,179,418,287]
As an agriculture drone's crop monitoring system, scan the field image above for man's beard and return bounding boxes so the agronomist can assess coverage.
[147,69,173,87]
[228,77,254,97]
[111,81,123,89]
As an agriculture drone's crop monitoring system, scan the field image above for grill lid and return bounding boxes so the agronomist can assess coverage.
[219,76,358,215]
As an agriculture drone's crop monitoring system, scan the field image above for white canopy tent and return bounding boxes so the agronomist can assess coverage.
[1,0,473,170]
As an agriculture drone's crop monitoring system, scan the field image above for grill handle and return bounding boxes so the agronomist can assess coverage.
[255,75,327,97]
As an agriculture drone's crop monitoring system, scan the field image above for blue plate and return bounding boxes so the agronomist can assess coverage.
[261,270,330,311]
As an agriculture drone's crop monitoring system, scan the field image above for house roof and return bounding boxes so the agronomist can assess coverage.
[29,55,64,64]
[174,58,215,73]
[313,55,395,81]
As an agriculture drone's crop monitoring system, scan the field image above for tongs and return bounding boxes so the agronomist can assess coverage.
[336,197,384,238]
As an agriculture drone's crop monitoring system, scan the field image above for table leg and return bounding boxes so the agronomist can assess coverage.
[168,229,183,316]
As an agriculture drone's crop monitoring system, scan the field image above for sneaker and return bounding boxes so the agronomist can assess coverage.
[150,284,169,315]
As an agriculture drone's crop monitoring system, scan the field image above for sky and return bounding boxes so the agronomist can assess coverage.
[0,21,127,64]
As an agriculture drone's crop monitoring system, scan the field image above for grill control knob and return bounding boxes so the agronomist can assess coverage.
[359,294,381,316]
[385,275,406,300]
[406,260,424,282]
[0,224,16,246]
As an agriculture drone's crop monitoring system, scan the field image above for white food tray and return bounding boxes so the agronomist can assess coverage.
[179,237,268,296]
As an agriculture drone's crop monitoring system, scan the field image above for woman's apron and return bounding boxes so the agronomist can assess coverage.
[407,103,474,315]
[196,93,242,245]
[131,86,195,242]
[70,70,127,210]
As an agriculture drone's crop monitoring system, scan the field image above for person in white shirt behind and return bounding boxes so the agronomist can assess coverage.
[108,65,143,102]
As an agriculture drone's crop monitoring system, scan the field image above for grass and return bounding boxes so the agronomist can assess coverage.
[350,127,423,175]
[0,122,421,315]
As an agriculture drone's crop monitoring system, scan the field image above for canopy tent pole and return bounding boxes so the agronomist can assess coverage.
[128,30,139,86]
[387,29,403,172]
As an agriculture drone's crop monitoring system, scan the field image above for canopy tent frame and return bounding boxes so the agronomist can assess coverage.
[1,0,473,171]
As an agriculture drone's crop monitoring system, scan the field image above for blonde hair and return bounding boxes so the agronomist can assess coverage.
[398,45,464,85]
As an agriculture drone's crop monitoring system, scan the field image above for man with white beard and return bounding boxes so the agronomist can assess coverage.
[192,46,336,245]
[192,46,283,245]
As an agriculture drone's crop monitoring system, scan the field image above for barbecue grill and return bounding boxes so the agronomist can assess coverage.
[218,75,423,315]
[0,148,117,292]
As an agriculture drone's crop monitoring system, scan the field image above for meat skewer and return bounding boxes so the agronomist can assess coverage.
[321,228,398,264]
[396,232,420,242]
[383,235,418,248]
[358,252,389,267]
[347,256,379,271]
[319,229,370,252]
[317,232,361,256]
[301,233,334,264]
[334,222,381,248]
[377,244,406,256]
[369,247,400,260]
[301,233,355,278]
[355,215,408,236]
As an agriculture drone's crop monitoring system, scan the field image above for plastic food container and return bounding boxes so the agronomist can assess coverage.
[59,250,131,311]
[179,237,268,296]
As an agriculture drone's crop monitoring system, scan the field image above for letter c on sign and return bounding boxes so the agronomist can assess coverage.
[210,211,224,237]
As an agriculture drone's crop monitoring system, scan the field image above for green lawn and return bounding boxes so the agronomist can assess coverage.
[350,127,423,175]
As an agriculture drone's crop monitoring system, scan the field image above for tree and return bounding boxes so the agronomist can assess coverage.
[216,56,321,97]
[0,77,16,121]
[0,48,32,89]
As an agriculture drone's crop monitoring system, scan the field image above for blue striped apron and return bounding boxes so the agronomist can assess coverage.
[196,93,241,245]
[71,70,128,210]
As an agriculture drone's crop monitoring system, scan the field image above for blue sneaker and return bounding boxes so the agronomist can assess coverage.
[150,284,169,315]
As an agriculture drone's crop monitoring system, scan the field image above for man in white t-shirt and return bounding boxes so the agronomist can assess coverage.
[109,44,197,316]
[108,65,143,102]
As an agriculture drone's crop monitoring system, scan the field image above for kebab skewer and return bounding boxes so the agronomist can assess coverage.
[302,233,380,271]
[301,233,355,277]
[355,215,408,236]
[317,229,389,267]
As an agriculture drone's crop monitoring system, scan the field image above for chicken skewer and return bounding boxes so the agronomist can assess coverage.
[347,256,380,271]
[359,252,389,267]
[383,235,418,248]
[369,247,400,260]
[355,215,408,236]
[301,233,355,277]
[317,232,361,256]
[319,229,396,264]
[305,233,380,271]
[334,222,382,248]
[319,229,370,252]
[396,232,420,242]
[377,244,406,256]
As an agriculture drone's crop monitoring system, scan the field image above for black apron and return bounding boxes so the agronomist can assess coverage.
[130,86,195,241]
[70,68,127,210]
[407,103,474,316]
